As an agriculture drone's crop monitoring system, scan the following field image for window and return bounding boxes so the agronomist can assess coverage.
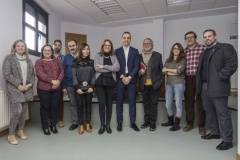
[23,0,48,56]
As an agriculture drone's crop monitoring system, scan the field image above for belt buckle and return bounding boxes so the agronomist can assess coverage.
[82,81,88,86]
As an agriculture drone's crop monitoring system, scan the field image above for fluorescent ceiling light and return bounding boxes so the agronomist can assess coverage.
[167,0,190,6]
[91,0,124,15]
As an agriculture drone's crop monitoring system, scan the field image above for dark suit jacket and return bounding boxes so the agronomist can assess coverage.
[196,42,238,97]
[114,46,139,84]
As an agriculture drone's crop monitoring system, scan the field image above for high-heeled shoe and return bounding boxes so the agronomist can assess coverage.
[8,135,18,145]
[106,124,112,134]
[98,125,105,135]
[18,130,27,140]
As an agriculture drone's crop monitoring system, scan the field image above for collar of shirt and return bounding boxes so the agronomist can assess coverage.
[123,46,130,53]
[70,53,78,58]
[186,42,199,51]
[207,41,217,49]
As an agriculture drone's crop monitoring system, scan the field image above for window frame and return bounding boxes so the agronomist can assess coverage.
[22,0,49,56]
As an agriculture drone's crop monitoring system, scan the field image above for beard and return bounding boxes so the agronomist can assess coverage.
[54,49,60,53]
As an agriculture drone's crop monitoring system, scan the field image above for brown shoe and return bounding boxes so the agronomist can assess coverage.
[58,121,64,128]
[183,125,193,132]
[199,127,206,135]
[78,125,84,134]
[85,124,92,133]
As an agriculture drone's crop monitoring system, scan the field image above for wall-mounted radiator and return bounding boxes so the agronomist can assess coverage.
[0,90,12,131]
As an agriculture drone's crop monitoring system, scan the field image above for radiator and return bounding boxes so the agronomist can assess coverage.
[0,90,12,131]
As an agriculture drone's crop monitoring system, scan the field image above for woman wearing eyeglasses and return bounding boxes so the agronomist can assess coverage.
[72,43,95,134]
[35,44,64,135]
[161,43,186,131]
[94,39,119,135]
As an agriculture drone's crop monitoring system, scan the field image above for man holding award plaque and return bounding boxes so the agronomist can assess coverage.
[138,38,164,131]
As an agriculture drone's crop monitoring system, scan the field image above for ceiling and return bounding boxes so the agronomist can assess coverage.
[35,0,238,27]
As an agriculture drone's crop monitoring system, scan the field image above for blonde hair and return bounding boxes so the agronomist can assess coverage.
[10,39,30,61]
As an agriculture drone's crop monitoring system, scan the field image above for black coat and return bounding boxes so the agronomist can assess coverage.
[196,42,238,97]
[139,51,163,90]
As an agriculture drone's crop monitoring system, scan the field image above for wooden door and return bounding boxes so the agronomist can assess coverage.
[65,32,87,54]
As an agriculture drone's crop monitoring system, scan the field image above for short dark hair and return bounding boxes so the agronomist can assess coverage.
[203,29,216,36]
[53,40,62,45]
[122,31,131,38]
[67,39,78,45]
[185,31,197,40]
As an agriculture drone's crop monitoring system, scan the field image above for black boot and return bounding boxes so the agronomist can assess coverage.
[161,116,174,126]
[169,117,181,131]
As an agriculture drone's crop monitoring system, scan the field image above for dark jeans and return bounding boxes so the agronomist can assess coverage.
[141,85,160,124]
[201,83,232,142]
[184,76,206,127]
[96,85,115,125]
[75,92,93,125]
[38,89,61,129]
[58,91,64,121]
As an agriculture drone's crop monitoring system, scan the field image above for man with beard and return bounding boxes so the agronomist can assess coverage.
[53,40,65,128]
[62,39,79,130]
[196,29,238,150]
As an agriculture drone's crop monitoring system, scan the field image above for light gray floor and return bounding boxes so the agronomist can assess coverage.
[0,98,238,160]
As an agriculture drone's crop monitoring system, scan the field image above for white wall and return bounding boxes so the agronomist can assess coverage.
[107,19,163,56]
[61,22,108,58]
[238,2,240,155]
[0,0,22,90]
[163,13,238,62]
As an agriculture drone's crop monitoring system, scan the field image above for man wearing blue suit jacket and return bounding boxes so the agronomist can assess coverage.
[114,31,140,132]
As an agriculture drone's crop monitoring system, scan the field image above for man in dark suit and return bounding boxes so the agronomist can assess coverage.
[115,31,140,132]
[196,29,238,150]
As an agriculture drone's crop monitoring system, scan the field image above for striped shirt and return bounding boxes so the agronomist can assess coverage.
[184,43,206,76]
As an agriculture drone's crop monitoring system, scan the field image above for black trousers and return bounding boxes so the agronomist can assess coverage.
[141,85,160,124]
[75,92,93,125]
[96,85,115,125]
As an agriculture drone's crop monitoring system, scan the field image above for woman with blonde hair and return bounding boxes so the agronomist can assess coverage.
[2,39,35,144]
[94,39,119,135]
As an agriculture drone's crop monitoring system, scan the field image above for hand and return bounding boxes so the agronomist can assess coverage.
[122,77,130,85]
[24,83,32,91]
[52,85,57,89]
[62,89,67,94]
[96,64,103,70]
[162,67,167,72]
[140,69,145,75]
[18,85,25,92]
[113,63,117,66]
[51,80,60,86]
[77,89,84,94]
[87,88,93,93]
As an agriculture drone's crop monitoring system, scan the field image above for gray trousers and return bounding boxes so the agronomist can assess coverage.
[9,102,28,135]
[201,83,233,142]
[66,87,78,124]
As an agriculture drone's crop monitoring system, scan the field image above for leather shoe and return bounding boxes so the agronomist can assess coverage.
[199,127,206,135]
[98,125,105,135]
[201,133,220,140]
[43,128,51,135]
[130,123,140,132]
[78,125,84,134]
[69,124,78,130]
[117,123,122,132]
[50,127,58,134]
[183,125,193,132]
[106,124,112,134]
[216,141,233,150]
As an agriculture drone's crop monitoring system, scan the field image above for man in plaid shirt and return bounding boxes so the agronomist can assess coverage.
[183,31,206,135]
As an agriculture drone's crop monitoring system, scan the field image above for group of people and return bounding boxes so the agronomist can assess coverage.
[2,29,237,151]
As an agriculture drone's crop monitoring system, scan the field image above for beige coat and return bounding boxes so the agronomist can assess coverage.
[2,54,35,103]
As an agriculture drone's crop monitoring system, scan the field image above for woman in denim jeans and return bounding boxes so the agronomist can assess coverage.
[161,43,186,131]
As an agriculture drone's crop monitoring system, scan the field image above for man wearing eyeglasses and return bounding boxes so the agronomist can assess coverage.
[115,31,140,132]
[183,31,206,135]
[138,38,163,131]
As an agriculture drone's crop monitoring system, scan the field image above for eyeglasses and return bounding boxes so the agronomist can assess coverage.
[104,45,111,47]
[43,50,52,52]
[185,36,195,40]
[173,48,180,51]
[143,43,151,45]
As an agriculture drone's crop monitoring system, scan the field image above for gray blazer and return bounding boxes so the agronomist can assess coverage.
[2,54,35,103]
[94,53,120,82]
[196,42,238,97]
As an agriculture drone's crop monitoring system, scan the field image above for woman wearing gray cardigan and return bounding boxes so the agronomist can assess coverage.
[94,39,120,135]
[2,40,35,145]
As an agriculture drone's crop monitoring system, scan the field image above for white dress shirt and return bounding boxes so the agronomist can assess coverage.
[123,46,130,74]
